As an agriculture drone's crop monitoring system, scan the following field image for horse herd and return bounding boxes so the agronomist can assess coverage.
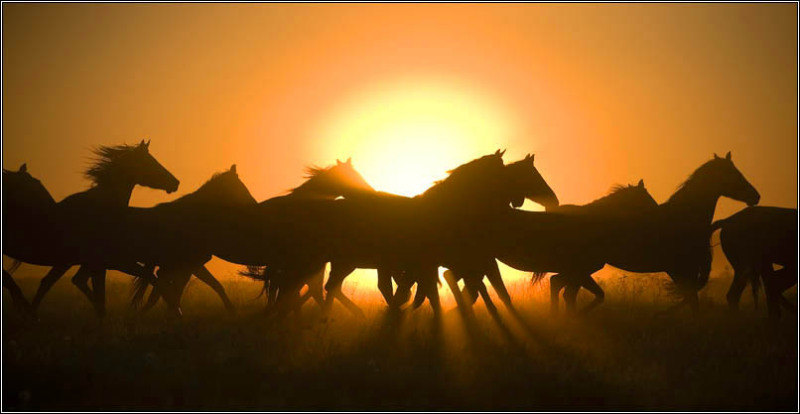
[2,140,797,321]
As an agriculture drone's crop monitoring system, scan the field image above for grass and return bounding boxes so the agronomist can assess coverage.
[3,263,797,411]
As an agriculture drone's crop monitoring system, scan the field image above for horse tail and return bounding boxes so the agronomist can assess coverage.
[694,243,714,290]
[239,266,269,299]
[130,276,151,309]
[531,271,548,285]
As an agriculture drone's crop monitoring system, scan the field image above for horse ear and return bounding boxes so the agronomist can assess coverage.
[725,151,731,160]
[19,163,26,173]
[336,159,343,166]
[637,179,644,188]
[145,139,151,149]
[713,153,719,159]
[230,164,237,173]
[346,157,352,165]
[495,149,506,157]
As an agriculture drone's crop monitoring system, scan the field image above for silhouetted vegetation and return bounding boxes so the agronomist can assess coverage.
[3,270,796,410]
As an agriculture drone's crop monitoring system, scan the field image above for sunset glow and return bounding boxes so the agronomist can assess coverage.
[314,80,516,196]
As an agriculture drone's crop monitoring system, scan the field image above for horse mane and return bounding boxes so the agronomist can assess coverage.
[421,153,503,199]
[582,184,640,208]
[289,165,331,194]
[289,163,375,198]
[84,143,141,185]
[666,158,719,203]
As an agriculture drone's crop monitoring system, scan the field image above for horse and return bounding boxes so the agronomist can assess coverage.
[262,151,558,316]
[135,159,377,315]
[491,152,759,314]
[3,141,179,317]
[711,206,797,319]
[138,151,555,317]
[387,154,562,314]
[2,163,57,312]
[71,164,259,316]
[444,179,657,315]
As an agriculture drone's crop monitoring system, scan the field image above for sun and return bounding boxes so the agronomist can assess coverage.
[312,79,516,196]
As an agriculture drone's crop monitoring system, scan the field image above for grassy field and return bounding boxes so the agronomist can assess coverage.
[3,264,797,411]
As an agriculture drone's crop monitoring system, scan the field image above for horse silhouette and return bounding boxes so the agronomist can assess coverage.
[711,206,797,319]
[2,142,178,316]
[2,163,57,312]
[488,152,759,314]
[135,160,375,315]
[385,154,560,314]
[253,151,558,316]
[21,141,179,317]
[533,179,657,313]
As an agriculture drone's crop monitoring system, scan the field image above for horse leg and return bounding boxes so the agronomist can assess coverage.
[443,269,472,316]
[474,278,499,316]
[333,290,365,318]
[89,266,108,318]
[71,266,99,307]
[423,271,443,317]
[726,266,750,311]
[30,264,71,311]
[563,277,580,314]
[549,273,566,314]
[191,266,235,312]
[323,264,354,314]
[578,275,605,314]
[391,276,414,309]
[461,280,480,305]
[274,284,299,318]
[157,267,192,317]
[763,278,783,320]
[328,273,365,317]
[140,283,162,313]
[484,260,514,312]
[308,266,326,307]
[377,268,394,306]
[4,269,31,313]
[770,266,796,312]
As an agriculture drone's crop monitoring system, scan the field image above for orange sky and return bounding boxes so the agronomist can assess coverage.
[3,4,797,281]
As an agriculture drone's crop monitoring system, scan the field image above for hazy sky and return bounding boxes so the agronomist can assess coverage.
[3,4,797,284]
[4,4,796,209]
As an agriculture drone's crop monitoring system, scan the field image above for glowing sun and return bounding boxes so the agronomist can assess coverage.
[314,80,516,196]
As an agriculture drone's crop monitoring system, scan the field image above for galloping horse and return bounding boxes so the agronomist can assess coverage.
[4,141,179,316]
[493,152,759,314]
[712,206,797,319]
[2,163,57,311]
[281,151,557,316]
[446,179,657,314]
[535,180,658,313]
[136,159,377,315]
[391,154,562,314]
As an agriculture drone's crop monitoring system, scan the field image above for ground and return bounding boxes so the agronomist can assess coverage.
[3,265,797,410]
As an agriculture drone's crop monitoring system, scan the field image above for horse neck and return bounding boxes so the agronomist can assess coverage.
[662,181,721,226]
[420,174,506,211]
[86,178,137,207]
[291,180,374,200]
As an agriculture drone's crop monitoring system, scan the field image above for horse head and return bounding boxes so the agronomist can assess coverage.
[3,163,55,207]
[86,139,179,193]
[707,152,760,206]
[587,178,658,215]
[504,153,559,210]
